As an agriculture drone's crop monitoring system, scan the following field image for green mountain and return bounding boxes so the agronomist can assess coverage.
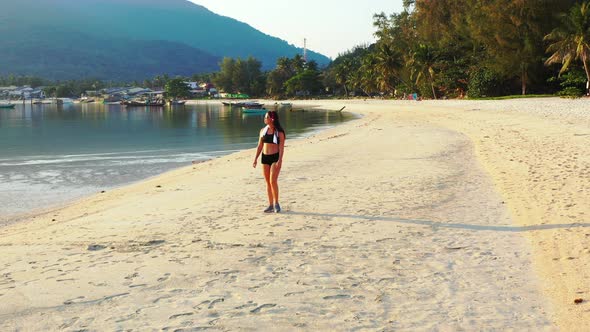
[0,0,330,80]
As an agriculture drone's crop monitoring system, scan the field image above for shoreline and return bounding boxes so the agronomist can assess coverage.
[1,98,588,329]
[0,103,355,227]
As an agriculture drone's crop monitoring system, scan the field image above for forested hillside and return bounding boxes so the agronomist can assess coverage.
[0,0,329,80]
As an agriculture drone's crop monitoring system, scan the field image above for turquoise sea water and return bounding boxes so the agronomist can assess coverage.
[0,102,353,217]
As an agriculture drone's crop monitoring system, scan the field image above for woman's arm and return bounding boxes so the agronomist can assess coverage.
[277,132,286,168]
[253,133,264,168]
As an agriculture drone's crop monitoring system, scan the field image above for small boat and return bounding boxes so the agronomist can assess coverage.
[243,101,264,108]
[103,96,123,104]
[169,100,186,105]
[242,107,268,114]
[224,101,263,108]
[59,98,74,104]
[0,103,15,109]
[121,100,165,107]
[223,101,246,107]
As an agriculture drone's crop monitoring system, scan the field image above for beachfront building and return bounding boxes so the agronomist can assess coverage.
[190,87,207,97]
[100,87,155,101]
[185,81,199,90]
[199,83,219,98]
[124,87,152,96]
[84,90,101,97]
[0,86,45,99]
[0,86,17,99]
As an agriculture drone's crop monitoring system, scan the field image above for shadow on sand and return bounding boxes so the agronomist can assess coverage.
[285,211,589,233]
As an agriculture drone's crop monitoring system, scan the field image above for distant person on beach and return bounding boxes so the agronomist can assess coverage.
[253,111,286,213]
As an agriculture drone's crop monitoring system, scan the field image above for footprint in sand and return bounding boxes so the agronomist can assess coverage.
[235,301,257,310]
[250,303,277,313]
[169,312,194,320]
[58,317,79,329]
[157,273,171,282]
[323,294,351,300]
[63,296,85,305]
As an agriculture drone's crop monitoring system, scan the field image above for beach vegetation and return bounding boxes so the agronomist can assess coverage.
[549,68,587,97]
[467,68,505,98]
[544,1,590,91]
[0,75,48,88]
[321,0,586,99]
[284,68,323,96]
[42,79,108,98]
[266,55,311,97]
[469,94,555,101]
[213,57,265,97]
[165,78,191,99]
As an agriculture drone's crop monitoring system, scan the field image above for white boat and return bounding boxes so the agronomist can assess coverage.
[0,102,16,109]
[58,98,74,104]
[242,107,268,114]
[40,98,74,105]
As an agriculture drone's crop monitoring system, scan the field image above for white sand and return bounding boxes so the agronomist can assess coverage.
[1,97,588,330]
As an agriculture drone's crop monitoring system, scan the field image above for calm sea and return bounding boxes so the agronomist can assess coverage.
[0,102,354,217]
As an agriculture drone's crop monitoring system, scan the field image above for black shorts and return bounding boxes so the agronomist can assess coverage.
[261,152,280,165]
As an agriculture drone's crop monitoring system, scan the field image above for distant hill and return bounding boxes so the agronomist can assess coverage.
[0,0,330,80]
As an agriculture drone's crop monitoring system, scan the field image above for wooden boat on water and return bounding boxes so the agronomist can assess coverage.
[0,103,16,109]
[103,96,123,104]
[223,101,264,108]
[222,101,247,107]
[241,100,267,114]
[121,100,165,107]
[38,98,74,105]
[243,101,264,108]
[242,107,268,114]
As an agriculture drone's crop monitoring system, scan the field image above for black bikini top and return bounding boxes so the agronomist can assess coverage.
[263,130,280,144]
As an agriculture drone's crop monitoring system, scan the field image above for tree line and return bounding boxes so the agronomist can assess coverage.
[328,0,590,98]
[3,1,589,99]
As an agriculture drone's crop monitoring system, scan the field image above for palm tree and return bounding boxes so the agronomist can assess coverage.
[359,53,379,97]
[544,1,590,93]
[409,44,438,99]
[334,58,352,96]
[374,42,404,95]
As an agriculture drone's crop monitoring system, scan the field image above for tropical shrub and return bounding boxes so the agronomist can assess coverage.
[467,68,504,98]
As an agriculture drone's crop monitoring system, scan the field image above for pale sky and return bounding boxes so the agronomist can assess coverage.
[189,1,405,59]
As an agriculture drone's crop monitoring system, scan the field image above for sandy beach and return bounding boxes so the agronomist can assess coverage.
[0,97,588,330]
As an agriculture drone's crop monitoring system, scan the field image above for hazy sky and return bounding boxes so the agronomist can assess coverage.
[189,1,405,59]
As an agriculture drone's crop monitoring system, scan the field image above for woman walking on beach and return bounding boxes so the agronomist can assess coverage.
[253,111,286,213]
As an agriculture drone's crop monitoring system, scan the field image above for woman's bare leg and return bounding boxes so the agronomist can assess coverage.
[263,164,273,205]
[270,163,281,204]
